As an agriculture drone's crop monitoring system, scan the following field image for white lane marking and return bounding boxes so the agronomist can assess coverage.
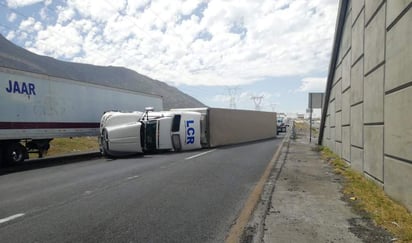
[84,190,93,195]
[0,213,25,224]
[126,175,140,180]
[185,149,216,160]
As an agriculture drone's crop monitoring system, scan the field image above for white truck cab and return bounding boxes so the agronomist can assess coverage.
[140,110,201,152]
[99,110,202,156]
[99,111,145,156]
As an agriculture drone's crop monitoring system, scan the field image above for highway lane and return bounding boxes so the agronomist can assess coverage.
[0,137,282,243]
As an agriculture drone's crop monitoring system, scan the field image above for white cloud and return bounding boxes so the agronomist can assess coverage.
[67,0,126,21]
[7,12,17,22]
[297,77,327,92]
[6,31,16,40]
[28,23,83,59]
[56,5,76,24]
[19,17,43,33]
[10,0,338,87]
[6,0,42,8]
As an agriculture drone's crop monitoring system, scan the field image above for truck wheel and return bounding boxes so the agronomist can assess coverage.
[6,143,27,163]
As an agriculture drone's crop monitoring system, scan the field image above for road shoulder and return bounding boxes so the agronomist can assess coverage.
[244,130,393,243]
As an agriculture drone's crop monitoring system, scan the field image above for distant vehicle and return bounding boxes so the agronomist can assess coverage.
[277,117,287,134]
[99,107,277,156]
[0,67,163,165]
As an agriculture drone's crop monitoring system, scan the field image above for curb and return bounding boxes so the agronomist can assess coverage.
[225,132,289,243]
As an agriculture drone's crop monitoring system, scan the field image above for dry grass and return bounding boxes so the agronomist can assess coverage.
[30,137,99,158]
[321,147,412,242]
[294,120,308,131]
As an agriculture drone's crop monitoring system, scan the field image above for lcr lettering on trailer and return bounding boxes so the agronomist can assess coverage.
[5,80,36,96]
[185,120,195,144]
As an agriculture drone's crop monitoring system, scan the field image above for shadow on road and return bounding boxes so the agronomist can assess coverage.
[0,152,105,175]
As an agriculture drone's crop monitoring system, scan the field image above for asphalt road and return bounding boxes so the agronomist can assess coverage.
[0,137,282,243]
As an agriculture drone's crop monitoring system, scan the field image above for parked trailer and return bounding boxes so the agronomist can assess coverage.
[99,107,277,157]
[0,67,163,164]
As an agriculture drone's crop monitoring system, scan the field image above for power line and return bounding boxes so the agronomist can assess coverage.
[226,86,240,109]
[251,95,264,111]
[270,103,277,112]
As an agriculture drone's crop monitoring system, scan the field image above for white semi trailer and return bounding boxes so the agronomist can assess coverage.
[0,67,163,164]
[99,107,277,156]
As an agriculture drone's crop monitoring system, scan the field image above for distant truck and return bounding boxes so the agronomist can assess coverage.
[99,107,277,156]
[0,67,163,165]
[276,117,287,134]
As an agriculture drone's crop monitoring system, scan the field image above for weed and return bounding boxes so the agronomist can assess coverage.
[30,137,99,158]
[321,147,412,242]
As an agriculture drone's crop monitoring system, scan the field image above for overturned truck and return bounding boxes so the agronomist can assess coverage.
[99,107,277,156]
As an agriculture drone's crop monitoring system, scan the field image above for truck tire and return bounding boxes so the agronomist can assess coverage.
[5,142,27,163]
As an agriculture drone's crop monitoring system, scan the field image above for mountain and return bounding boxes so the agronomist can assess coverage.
[0,34,205,110]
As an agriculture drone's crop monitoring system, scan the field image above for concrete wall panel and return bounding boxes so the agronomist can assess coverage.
[336,111,342,141]
[351,146,364,172]
[330,101,336,127]
[338,11,352,62]
[385,86,412,160]
[327,139,333,149]
[364,65,384,123]
[364,4,385,74]
[386,0,412,28]
[352,10,365,64]
[351,58,364,105]
[342,51,351,91]
[330,83,336,102]
[335,81,342,112]
[330,127,336,152]
[334,64,342,86]
[384,157,412,212]
[365,0,384,23]
[325,116,330,140]
[342,90,350,126]
[364,126,384,181]
[386,9,412,91]
[342,126,351,161]
[350,104,363,147]
[352,0,365,25]
[335,141,342,158]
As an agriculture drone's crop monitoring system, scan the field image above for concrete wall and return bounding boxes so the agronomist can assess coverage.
[208,108,277,147]
[322,0,412,211]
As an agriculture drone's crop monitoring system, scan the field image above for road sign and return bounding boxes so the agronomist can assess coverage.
[308,92,324,109]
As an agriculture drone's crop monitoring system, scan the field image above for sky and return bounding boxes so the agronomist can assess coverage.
[0,0,339,116]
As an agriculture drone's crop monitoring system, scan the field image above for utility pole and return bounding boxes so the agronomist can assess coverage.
[270,103,277,112]
[251,95,264,111]
[226,87,240,109]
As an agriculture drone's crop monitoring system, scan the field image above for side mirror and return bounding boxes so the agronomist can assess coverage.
[145,107,154,112]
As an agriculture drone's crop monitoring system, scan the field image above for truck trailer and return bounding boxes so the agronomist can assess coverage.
[99,107,277,156]
[0,67,163,164]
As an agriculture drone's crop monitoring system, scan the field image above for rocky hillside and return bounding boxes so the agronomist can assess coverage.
[0,34,205,110]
